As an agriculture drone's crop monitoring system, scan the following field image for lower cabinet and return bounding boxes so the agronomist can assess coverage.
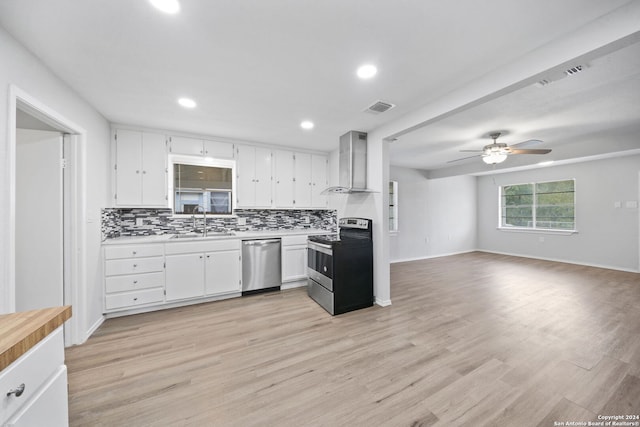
[0,327,68,427]
[165,239,241,302]
[165,253,206,301]
[282,235,309,282]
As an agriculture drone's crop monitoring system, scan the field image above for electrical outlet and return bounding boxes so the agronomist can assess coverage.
[136,218,144,226]
[237,217,247,226]
[539,236,545,243]
[303,216,310,224]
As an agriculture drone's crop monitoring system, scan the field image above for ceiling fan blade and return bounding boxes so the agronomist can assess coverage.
[511,139,543,148]
[447,154,481,163]
[459,149,483,153]
[508,148,552,155]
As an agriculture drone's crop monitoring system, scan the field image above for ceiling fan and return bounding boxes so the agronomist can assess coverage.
[449,132,551,165]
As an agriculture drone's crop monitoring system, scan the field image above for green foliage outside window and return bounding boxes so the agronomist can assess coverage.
[501,179,575,230]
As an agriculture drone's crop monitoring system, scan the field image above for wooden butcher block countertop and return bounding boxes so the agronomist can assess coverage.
[0,306,72,371]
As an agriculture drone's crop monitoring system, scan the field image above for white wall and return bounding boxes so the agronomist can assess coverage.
[389,166,477,262]
[15,129,64,311]
[0,27,110,342]
[477,155,640,272]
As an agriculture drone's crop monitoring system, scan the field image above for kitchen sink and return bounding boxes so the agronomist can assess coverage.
[170,232,235,239]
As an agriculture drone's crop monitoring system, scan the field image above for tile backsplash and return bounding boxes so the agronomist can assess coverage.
[102,208,337,239]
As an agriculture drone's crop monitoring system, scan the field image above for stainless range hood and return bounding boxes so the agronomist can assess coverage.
[322,130,375,194]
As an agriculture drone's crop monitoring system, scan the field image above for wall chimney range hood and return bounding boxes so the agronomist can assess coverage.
[322,130,375,194]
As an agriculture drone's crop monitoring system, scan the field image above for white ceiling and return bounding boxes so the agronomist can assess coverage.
[0,0,638,172]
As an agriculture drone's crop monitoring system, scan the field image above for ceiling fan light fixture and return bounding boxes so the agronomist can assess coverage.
[482,152,508,164]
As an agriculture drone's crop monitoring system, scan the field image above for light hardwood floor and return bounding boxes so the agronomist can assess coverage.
[66,252,640,426]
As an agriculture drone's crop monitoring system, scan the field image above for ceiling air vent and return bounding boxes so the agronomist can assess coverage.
[564,64,588,76]
[365,100,396,114]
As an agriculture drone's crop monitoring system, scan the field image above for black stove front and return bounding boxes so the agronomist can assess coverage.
[307,218,373,315]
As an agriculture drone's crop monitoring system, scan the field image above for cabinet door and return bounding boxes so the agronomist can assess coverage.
[115,129,142,206]
[254,147,272,207]
[273,150,294,208]
[165,253,205,301]
[141,132,167,206]
[205,250,241,295]
[293,153,312,208]
[5,366,68,427]
[203,140,234,159]
[236,145,256,207]
[311,154,328,208]
[282,245,307,282]
[169,136,204,156]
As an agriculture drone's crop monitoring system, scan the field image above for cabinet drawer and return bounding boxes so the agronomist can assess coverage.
[0,328,64,425]
[105,257,164,276]
[104,244,163,260]
[105,272,164,293]
[282,235,309,246]
[165,239,240,255]
[105,288,165,310]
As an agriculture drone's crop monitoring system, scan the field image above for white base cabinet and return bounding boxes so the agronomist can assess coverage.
[281,235,309,282]
[0,327,68,427]
[165,253,206,301]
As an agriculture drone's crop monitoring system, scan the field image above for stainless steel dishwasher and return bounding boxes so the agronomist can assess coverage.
[241,238,282,295]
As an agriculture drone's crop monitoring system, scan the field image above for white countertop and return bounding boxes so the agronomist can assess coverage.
[102,228,334,245]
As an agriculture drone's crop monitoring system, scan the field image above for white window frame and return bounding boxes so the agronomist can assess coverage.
[168,154,237,217]
[389,181,398,233]
[498,178,577,234]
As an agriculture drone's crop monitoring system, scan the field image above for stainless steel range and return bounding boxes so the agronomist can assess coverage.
[307,218,373,315]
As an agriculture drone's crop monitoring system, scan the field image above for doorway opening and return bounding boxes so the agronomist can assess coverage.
[8,85,86,346]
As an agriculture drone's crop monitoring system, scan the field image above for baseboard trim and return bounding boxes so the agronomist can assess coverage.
[478,250,640,274]
[375,298,392,307]
[84,316,105,343]
[390,249,477,264]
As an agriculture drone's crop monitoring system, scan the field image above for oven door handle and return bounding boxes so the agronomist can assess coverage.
[307,241,332,250]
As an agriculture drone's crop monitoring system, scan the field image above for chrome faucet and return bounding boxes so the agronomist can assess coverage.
[192,205,207,237]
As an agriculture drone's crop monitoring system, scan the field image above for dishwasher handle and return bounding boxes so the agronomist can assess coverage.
[243,239,281,246]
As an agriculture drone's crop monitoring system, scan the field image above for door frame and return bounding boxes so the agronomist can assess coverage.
[7,84,87,346]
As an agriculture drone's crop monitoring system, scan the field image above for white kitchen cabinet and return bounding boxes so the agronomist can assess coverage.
[0,327,68,427]
[293,153,312,208]
[165,253,205,301]
[273,150,294,208]
[205,249,241,295]
[236,145,272,208]
[311,154,328,208]
[114,129,167,207]
[281,235,308,282]
[103,243,165,312]
[165,239,241,300]
[293,153,328,208]
[169,136,234,159]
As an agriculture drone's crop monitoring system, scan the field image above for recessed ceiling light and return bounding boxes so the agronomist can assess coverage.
[178,97,196,108]
[538,160,555,166]
[357,64,377,79]
[149,0,180,14]
[300,121,314,130]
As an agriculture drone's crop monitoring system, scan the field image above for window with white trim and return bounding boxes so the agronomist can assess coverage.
[500,179,575,231]
[389,181,398,232]
[169,155,236,215]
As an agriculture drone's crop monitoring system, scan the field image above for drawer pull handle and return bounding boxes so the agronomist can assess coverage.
[133,264,138,268]
[133,280,138,284]
[133,297,138,301]
[7,383,25,397]
[132,251,137,255]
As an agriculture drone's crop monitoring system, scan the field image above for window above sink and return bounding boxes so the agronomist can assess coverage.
[168,154,236,216]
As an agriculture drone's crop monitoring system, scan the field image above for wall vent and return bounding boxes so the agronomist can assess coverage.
[365,100,396,114]
[536,63,589,87]
[564,64,588,76]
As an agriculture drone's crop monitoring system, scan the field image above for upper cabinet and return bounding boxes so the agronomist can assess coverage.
[293,153,328,209]
[273,150,295,208]
[113,129,167,207]
[236,145,272,208]
[169,136,234,159]
[273,151,328,209]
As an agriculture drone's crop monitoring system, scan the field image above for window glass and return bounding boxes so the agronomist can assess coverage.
[171,158,235,215]
[500,179,575,231]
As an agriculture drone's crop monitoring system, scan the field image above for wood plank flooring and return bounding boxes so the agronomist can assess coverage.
[66,252,640,426]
